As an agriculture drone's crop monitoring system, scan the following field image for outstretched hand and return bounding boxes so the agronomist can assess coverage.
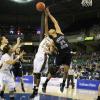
[17,37,21,44]
[19,50,26,58]
[45,7,50,15]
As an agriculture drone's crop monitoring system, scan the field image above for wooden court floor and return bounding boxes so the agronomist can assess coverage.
[5,82,98,100]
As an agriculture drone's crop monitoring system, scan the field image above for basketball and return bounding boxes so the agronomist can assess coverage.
[36,2,45,11]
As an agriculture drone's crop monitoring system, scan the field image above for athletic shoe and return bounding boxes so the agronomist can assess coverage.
[30,89,38,99]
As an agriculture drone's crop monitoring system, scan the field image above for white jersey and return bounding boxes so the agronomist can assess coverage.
[37,36,53,54]
[0,45,4,59]
[0,44,8,60]
[0,49,3,60]
[0,53,13,72]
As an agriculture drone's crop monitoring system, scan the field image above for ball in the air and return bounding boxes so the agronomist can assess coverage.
[36,2,45,11]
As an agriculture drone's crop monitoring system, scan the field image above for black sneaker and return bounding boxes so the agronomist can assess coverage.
[60,83,65,92]
[30,89,38,99]
[42,84,46,93]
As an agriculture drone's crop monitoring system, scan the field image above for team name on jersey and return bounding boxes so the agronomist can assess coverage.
[56,36,68,49]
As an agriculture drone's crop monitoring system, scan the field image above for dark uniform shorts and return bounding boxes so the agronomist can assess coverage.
[55,52,72,66]
[12,65,23,77]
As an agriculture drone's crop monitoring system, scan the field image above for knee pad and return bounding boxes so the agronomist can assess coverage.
[34,73,41,79]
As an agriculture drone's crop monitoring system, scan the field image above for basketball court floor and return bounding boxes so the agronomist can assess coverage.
[4,77,98,100]
[4,84,98,100]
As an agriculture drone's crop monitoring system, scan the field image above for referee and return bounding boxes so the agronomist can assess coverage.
[66,67,74,89]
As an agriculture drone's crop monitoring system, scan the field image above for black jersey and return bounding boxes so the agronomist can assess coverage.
[50,34,71,54]
[12,54,23,77]
[13,54,22,68]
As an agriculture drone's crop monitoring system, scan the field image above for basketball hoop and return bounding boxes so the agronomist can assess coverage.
[81,0,92,7]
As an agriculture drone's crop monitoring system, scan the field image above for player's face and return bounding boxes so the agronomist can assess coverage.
[1,36,9,44]
[49,29,56,36]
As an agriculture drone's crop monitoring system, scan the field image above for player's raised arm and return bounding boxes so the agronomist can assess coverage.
[44,9,49,36]
[46,8,63,34]
[6,51,25,65]
[11,37,21,52]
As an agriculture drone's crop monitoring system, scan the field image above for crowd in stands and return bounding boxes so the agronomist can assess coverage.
[72,52,100,80]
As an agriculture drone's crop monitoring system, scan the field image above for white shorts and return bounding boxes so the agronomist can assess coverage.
[33,52,49,74]
[0,71,15,91]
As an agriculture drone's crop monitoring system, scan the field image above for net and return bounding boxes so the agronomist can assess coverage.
[81,0,92,7]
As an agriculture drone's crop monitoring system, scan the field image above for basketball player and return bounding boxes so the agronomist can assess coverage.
[45,8,72,92]
[12,47,25,92]
[0,45,25,100]
[30,11,55,99]
[0,35,21,53]
[0,35,9,54]
[42,10,58,93]
[0,35,21,99]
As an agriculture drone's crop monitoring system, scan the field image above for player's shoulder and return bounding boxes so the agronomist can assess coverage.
[2,53,10,59]
[45,36,53,42]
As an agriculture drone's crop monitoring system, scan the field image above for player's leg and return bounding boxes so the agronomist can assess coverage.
[66,75,70,88]
[7,73,16,100]
[60,53,72,92]
[42,55,59,93]
[42,72,51,93]
[11,67,17,92]
[0,73,5,99]
[60,65,69,92]
[41,54,51,93]
[0,86,5,99]
[18,67,25,92]
[30,73,41,98]
[0,90,4,99]
[30,55,41,98]
[20,77,25,92]
[30,53,47,98]
[70,75,74,89]
[0,85,5,99]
